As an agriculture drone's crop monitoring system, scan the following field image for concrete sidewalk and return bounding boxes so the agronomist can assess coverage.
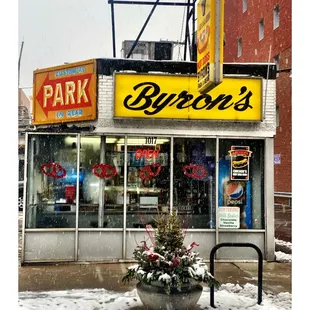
[19,261,291,295]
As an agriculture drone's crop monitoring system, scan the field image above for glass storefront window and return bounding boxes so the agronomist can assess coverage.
[25,134,265,232]
[218,139,265,229]
[173,138,216,229]
[26,134,78,228]
[78,136,124,228]
[126,136,170,228]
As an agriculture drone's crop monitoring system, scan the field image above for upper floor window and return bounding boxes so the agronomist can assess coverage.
[274,54,280,77]
[273,5,280,29]
[243,0,248,13]
[237,38,242,57]
[259,19,264,41]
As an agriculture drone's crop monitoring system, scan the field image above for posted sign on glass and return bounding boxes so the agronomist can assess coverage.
[197,0,224,94]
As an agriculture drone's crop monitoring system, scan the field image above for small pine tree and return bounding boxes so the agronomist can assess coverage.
[155,211,184,252]
[155,212,167,249]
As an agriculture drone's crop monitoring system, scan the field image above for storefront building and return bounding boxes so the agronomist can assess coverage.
[22,58,277,264]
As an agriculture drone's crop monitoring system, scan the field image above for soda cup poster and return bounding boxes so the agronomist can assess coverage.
[223,180,248,229]
[228,145,252,181]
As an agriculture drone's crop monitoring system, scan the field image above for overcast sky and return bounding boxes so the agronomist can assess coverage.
[18,0,189,95]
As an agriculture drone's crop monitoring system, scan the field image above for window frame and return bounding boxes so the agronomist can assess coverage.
[242,0,248,13]
[276,105,280,128]
[273,5,280,29]
[259,18,264,41]
[273,54,280,78]
[237,38,242,58]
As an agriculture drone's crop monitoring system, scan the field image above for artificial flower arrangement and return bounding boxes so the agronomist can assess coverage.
[122,210,220,295]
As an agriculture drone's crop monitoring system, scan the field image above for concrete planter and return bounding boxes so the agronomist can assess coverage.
[136,281,203,310]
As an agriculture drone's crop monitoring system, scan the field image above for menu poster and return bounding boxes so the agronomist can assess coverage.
[219,206,240,229]
[228,146,252,181]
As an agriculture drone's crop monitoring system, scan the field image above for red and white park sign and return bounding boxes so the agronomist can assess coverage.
[32,59,97,125]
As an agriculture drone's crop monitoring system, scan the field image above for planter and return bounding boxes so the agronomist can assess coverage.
[136,281,203,310]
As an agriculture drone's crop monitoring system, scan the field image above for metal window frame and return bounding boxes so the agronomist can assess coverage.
[22,132,269,262]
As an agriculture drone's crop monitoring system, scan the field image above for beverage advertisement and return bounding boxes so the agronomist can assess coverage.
[218,159,252,229]
[218,207,240,228]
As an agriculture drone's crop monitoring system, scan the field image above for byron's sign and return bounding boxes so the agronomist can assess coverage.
[33,59,97,125]
[114,73,262,121]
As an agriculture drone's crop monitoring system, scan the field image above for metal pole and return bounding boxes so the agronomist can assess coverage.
[191,1,196,61]
[108,0,194,6]
[99,136,106,228]
[210,242,263,307]
[75,134,81,261]
[170,136,174,214]
[187,25,192,60]
[123,135,128,258]
[110,0,117,57]
[21,132,29,264]
[183,0,191,61]
[215,137,219,243]
[126,0,161,58]
[18,41,24,87]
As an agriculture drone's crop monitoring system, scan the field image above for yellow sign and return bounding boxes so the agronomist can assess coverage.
[197,0,224,93]
[33,59,97,125]
[114,73,262,121]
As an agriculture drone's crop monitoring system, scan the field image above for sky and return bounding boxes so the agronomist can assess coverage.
[18,0,189,97]
[0,0,309,307]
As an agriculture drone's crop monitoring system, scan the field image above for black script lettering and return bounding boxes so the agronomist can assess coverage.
[144,93,177,115]
[205,94,233,110]
[175,91,194,109]
[234,86,253,111]
[123,82,159,111]
[218,95,234,110]
[191,94,212,110]
[123,82,255,116]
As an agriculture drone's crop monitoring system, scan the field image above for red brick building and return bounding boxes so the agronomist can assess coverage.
[224,0,292,198]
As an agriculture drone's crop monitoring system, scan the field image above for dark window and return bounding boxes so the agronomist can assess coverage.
[154,42,173,60]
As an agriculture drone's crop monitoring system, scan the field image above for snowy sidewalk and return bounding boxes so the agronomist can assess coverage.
[18,284,292,310]
[19,260,291,295]
[18,242,292,309]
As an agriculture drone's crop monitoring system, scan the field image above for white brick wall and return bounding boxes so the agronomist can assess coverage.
[93,74,276,138]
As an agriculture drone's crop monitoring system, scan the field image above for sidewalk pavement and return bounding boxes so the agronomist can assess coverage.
[19,261,291,295]
[18,209,292,296]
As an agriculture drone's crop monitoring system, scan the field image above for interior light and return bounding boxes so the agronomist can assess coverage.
[64,137,169,146]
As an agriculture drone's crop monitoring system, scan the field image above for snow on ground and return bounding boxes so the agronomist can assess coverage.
[17,237,292,309]
[275,238,292,250]
[275,251,292,263]
[275,238,292,263]
[18,284,292,310]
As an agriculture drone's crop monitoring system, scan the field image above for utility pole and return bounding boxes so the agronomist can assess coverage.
[18,40,24,88]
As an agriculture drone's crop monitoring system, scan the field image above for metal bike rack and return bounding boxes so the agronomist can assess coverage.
[209,242,263,308]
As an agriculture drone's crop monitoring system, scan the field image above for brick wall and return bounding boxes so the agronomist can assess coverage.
[224,0,292,193]
[274,47,292,193]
